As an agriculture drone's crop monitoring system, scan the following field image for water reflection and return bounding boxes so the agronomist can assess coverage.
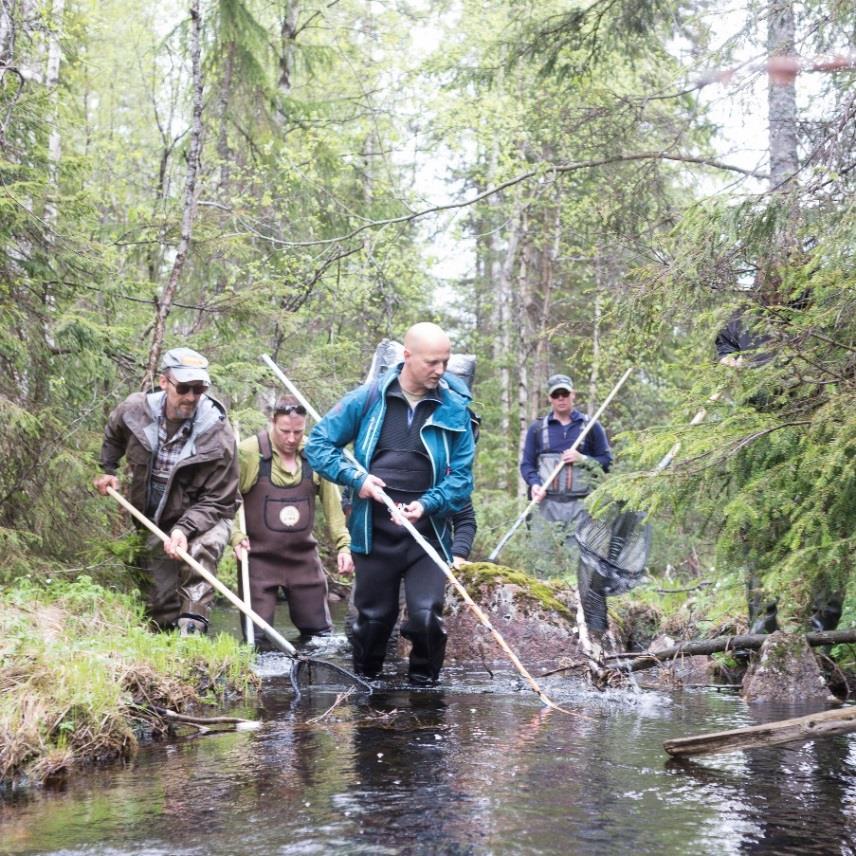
[2,633,854,854]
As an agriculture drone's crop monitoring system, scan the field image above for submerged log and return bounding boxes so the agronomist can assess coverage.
[664,705,856,758]
[611,629,856,674]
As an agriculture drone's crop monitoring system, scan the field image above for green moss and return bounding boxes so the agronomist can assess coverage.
[456,562,575,622]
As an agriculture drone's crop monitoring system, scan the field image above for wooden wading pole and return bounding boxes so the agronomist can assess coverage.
[261,354,586,715]
[234,425,254,646]
[487,367,634,562]
[106,487,298,657]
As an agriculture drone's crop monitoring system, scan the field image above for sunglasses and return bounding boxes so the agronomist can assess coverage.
[549,389,572,399]
[274,404,307,416]
[169,379,208,396]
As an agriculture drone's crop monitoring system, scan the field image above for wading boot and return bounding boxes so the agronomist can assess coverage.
[178,613,209,636]
[402,608,447,686]
[352,617,393,679]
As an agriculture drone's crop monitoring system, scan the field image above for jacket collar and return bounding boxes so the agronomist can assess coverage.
[382,362,473,405]
[378,364,470,431]
[546,408,585,425]
[146,391,226,441]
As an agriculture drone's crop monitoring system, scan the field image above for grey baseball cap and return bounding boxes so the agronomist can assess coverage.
[546,373,573,395]
[160,347,211,385]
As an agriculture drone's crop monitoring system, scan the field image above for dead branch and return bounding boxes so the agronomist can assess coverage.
[652,581,712,594]
[158,708,258,727]
[306,688,356,724]
[215,150,767,251]
[613,629,856,675]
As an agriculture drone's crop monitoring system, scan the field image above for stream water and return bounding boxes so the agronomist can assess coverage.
[2,605,855,855]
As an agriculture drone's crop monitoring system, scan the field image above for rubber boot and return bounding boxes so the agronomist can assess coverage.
[401,608,447,686]
[351,617,393,678]
[809,596,842,632]
[750,600,779,635]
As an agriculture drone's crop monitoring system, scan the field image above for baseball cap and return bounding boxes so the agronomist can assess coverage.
[546,373,573,395]
[160,347,211,385]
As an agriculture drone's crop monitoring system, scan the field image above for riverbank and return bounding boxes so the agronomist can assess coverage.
[0,576,257,791]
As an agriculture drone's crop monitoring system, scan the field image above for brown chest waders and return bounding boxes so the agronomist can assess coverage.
[241,431,332,642]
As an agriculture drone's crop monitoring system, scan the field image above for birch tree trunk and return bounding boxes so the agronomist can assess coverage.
[142,0,204,390]
[41,0,64,358]
[44,0,64,228]
[516,222,533,499]
[532,199,561,422]
[588,249,604,418]
[491,203,523,491]
[279,0,300,95]
[767,0,799,190]
[0,1,14,69]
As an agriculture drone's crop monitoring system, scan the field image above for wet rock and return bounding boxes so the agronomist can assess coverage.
[441,563,579,663]
[742,631,829,703]
[649,634,676,653]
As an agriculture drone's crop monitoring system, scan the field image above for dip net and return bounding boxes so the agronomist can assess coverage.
[574,508,651,630]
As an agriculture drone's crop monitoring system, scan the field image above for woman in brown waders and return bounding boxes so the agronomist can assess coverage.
[233,396,354,646]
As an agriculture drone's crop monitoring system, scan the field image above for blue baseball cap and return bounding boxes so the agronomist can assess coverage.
[546,373,573,395]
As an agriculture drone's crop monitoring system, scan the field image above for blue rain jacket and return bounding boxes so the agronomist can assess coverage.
[305,364,475,557]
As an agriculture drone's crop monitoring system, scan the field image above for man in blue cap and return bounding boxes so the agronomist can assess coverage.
[521,373,612,517]
[520,373,613,627]
[94,347,239,635]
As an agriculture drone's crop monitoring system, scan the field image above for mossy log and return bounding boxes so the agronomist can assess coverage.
[664,706,856,758]
[611,629,856,674]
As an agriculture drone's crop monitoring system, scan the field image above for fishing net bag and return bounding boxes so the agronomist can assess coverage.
[574,508,651,630]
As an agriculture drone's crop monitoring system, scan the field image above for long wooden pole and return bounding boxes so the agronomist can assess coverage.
[233,425,254,646]
[107,487,297,657]
[487,366,634,562]
[261,354,583,714]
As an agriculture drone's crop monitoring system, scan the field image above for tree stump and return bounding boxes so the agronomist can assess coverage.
[742,631,829,703]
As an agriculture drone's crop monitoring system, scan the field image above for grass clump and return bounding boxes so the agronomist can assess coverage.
[0,575,257,790]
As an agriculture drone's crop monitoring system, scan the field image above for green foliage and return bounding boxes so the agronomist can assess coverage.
[0,0,852,651]
[0,0,439,588]
[598,189,856,626]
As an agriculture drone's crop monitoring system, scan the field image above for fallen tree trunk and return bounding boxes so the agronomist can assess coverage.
[664,705,856,758]
[611,629,856,674]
